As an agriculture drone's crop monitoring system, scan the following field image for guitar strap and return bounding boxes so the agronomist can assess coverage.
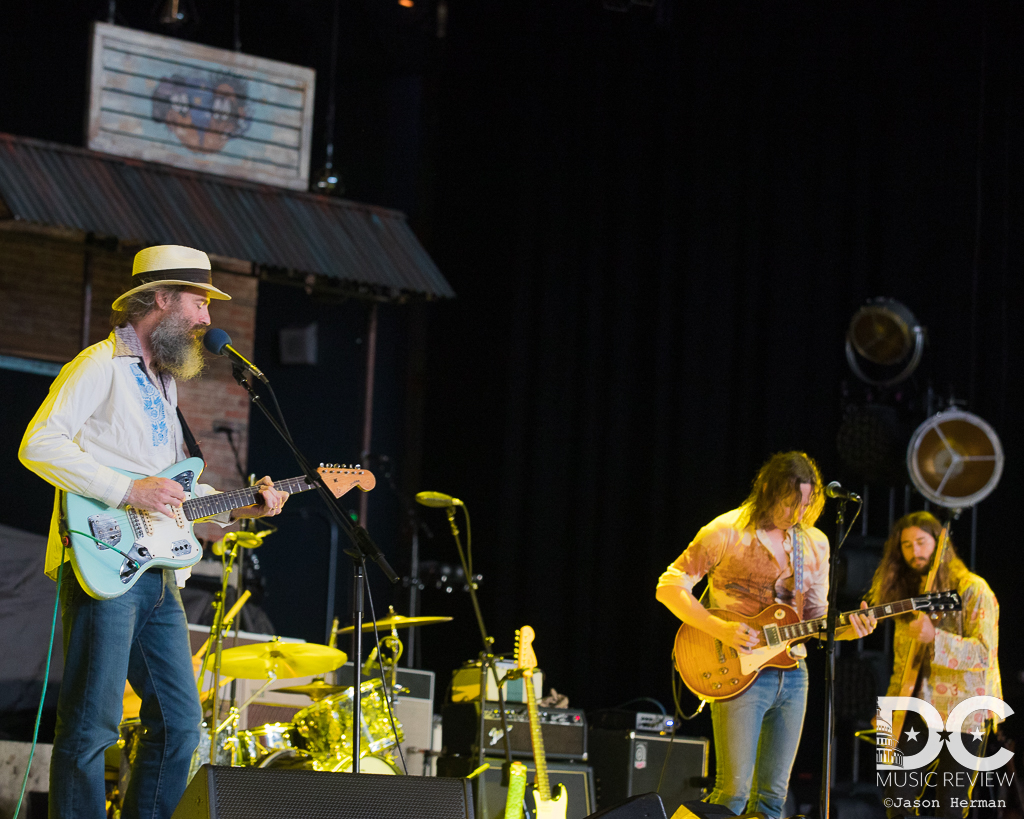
[791,525,805,620]
[176,407,205,460]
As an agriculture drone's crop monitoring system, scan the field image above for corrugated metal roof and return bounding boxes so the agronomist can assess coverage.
[0,132,455,300]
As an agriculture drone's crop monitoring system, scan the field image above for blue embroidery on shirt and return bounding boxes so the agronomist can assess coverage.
[132,364,170,448]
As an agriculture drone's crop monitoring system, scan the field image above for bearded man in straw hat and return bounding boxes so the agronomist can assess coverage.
[19,245,290,819]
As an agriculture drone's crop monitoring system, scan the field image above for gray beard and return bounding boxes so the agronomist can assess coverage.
[149,312,206,381]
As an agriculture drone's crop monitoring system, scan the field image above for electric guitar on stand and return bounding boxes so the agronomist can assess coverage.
[514,625,568,819]
[674,591,961,701]
[62,458,374,599]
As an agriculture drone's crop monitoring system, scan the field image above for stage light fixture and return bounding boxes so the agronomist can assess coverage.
[845,297,925,387]
[906,408,1003,509]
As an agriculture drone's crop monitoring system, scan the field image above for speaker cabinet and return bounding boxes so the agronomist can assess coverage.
[171,764,473,819]
[437,756,596,819]
[588,730,709,816]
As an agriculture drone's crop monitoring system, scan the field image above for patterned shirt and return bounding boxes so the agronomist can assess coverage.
[19,324,229,584]
[657,506,830,655]
[887,572,1002,728]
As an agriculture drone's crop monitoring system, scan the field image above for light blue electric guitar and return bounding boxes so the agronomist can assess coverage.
[62,457,374,599]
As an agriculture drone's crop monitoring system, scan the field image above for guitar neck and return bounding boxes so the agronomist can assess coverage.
[182,475,316,521]
[522,669,552,801]
[780,598,929,642]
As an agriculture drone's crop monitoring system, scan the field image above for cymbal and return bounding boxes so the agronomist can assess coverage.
[275,681,350,701]
[336,614,453,634]
[218,642,348,680]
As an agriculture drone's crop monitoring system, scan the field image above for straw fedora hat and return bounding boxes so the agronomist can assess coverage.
[112,245,232,310]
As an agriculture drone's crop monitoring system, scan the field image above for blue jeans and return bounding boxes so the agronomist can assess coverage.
[50,569,202,819]
[707,661,808,819]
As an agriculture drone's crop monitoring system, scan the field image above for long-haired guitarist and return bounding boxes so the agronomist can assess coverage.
[866,511,1001,819]
[656,451,876,819]
[19,246,290,819]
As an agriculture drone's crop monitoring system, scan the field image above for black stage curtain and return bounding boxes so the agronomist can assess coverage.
[420,0,1024,725]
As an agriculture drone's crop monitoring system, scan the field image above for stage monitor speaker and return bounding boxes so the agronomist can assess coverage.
[171,764,473,819]
[585,792,668,818]
[588,730,708,816]
[437,756,596,819]
[669,801,766,819]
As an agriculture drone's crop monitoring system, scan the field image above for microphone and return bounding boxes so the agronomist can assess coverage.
[825,481,862,503]
[415,491,464,508]
[203,328,268,383]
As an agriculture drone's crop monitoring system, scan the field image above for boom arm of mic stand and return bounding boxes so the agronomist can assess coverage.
[229,368,398,582]
[229,367,396,774]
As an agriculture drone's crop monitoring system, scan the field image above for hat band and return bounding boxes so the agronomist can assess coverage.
[135,268,213,286]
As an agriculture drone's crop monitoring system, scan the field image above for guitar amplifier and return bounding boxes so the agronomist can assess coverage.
[587,729,709,815]
[442,701,588,761]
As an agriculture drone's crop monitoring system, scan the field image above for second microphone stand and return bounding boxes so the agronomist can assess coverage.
[440,504,515,797]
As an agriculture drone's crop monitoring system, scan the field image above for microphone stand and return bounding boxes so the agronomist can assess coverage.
[441,505,514,801]
[820,496,853,819]
[229,365,398,772]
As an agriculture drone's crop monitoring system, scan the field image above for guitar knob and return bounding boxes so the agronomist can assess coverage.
[719,667,729,674]
[702,672,711,679]
[730,679,739,685]
[713,683,722,690]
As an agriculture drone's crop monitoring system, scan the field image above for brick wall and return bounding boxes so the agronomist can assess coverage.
[0,227,258,541]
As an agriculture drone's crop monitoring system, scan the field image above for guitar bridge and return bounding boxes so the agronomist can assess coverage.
[762,624,781,648]
[87,515,122,550]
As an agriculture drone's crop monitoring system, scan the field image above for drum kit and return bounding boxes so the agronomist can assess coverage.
[107,609,452,815]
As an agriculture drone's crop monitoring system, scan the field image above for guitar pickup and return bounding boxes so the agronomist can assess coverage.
[87,515,122,550]
[762,624,781,648]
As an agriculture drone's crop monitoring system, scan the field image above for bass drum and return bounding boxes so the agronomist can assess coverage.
[259,750,401,775]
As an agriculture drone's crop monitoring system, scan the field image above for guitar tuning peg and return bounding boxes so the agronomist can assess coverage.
[355,463,361,469]
[320,462,324,468]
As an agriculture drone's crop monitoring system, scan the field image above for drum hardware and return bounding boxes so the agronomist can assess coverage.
[335,613,454,633]
[195,532,255,754]
[275,680,351,701]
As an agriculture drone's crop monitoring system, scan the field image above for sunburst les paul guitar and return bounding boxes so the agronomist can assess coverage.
[674,591,961,701]
[512,626,568,819]
[62,457,374,600]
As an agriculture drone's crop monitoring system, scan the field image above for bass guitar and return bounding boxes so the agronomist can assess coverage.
[513,625,568,819]
[674,591,961,701]
[62,457,374,599]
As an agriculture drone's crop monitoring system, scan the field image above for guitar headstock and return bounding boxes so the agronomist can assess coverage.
[515,625,537,671]
[912,591,962,613]
[316,464,377,497]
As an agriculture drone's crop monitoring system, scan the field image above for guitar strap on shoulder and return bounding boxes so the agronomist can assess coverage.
[791,526,805,620]
[176,407,205,460]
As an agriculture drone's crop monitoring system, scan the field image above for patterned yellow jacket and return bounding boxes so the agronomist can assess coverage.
[886,572,1001,728]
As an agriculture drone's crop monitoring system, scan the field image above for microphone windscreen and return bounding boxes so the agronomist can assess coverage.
[203,327,232,355]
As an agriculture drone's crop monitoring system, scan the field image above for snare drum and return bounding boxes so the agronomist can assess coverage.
[236,722,301,766]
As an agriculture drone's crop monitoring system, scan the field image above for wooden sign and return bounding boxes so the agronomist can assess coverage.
[86,22,316,191]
